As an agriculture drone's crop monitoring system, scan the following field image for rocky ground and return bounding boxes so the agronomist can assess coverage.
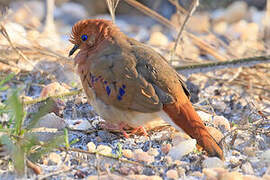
[0,1,269,179]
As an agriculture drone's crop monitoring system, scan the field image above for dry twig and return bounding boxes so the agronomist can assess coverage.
[123,0,226,61]
[106,0,120,23]
[171,0,199,62]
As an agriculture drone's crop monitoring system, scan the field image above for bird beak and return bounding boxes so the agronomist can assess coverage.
[69,44,79,56]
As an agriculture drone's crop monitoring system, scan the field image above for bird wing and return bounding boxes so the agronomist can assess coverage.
[87,45,163,113]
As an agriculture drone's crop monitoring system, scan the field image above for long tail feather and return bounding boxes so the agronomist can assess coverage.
[163,94,224,160]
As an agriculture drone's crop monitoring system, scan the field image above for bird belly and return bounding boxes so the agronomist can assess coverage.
[85,87,184,132]
[90,96,166,129]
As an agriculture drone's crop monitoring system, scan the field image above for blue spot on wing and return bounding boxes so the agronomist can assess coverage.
[122,84,126,89]
[119,88,125,96]
[117,95,122,101]
[106,86,111,96]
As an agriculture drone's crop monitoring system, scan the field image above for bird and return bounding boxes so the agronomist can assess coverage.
[69,19,224,160]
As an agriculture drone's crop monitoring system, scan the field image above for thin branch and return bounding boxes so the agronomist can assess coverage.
[23,88,83,106]
[106,0,120,23]
[0,24,37,69]
[176,55,270,74]
[171,0,199,62]
[123,0,227,61]
[167,0,187,14]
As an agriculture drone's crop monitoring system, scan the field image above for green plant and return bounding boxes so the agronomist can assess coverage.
[0,74,65,175]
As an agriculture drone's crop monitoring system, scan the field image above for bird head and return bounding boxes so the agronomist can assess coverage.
[69,19,114,56]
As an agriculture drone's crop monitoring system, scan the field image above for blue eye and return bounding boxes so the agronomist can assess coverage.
[81,34,88,41]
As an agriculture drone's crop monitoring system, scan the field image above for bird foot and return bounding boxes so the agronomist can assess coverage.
[99,122,148,138]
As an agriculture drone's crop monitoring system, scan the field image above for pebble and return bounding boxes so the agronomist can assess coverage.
[213,21,228,34]
[36,112,67,130]
[161,144,171,154]
[212,1,248,24]
[40,82,70,98]
[242,162,254,175]
[134,149,154,164]
[148,31,169,47]
[69,120,91,131]
[206,126,224,143]
[47,152,61,165]
[220,172,243,180]
[87,142,96,153]
[203,168,227,179]
[243,175,262,180]
[187,13,210,33]
[168,139,196,160]
[261,149,270,163]
[96,145,112,156]
[190,171,203,178]
[122,149,134,159]
[212,115,231,131]
[147,148,159,157]
[202,157,224,168]
[197,111,213,122]
[166,169,179,180]
[0,22,30,46]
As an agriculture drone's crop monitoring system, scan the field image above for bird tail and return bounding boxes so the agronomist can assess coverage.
[163,95,224,160]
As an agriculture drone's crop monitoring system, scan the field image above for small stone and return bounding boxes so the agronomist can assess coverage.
[220,172,243,180]
[197,111,213,122]
[212,116,230,131]
[147,148,159,157]
[202,157,224,168]
[74,97,83,104]
[187,13,210,33]
[36,113,67,130]
[134,150,154,164]
[177,167,186,177]
[166,169,179,180]
[243,175,262,180]
[191,171,203,178]
[96,145,112,156]
[40,82,70,98]
[242,162,254,175]
[206,126,224,143]
[230,156,241,166]
[241,23,259,41]
[161,144,171,154]
[169,139,196,160]
[164,156,173,165]
[48,152,61,165]
[212,1,248,24]
[87,142,96,153]
[148,31,169,47]
[203,168,228,180]
[70,120,91,131]
[213,21,228,34]
[128,175,162,180]
[232,150,241,156]
[261,149,270,163]
[122,149,134,159]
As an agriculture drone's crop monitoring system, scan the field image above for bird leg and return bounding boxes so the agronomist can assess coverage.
[99,121,148,138]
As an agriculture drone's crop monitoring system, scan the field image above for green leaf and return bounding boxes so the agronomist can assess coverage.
[13,142,25,175]
[26,98,55,130]
[64,128,69,148]
[29,135,65,162]
[0,73,14,89]
[0,134,25,175]
[7,91,24,136]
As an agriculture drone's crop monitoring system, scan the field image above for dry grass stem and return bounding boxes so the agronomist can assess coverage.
[106,0,120,23]
[123,0,226,61]
[0,24,37,69]
[171,0,199,62]
[168,0,187,14]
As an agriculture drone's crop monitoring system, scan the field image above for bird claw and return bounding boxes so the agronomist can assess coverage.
[99,122,148,138]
